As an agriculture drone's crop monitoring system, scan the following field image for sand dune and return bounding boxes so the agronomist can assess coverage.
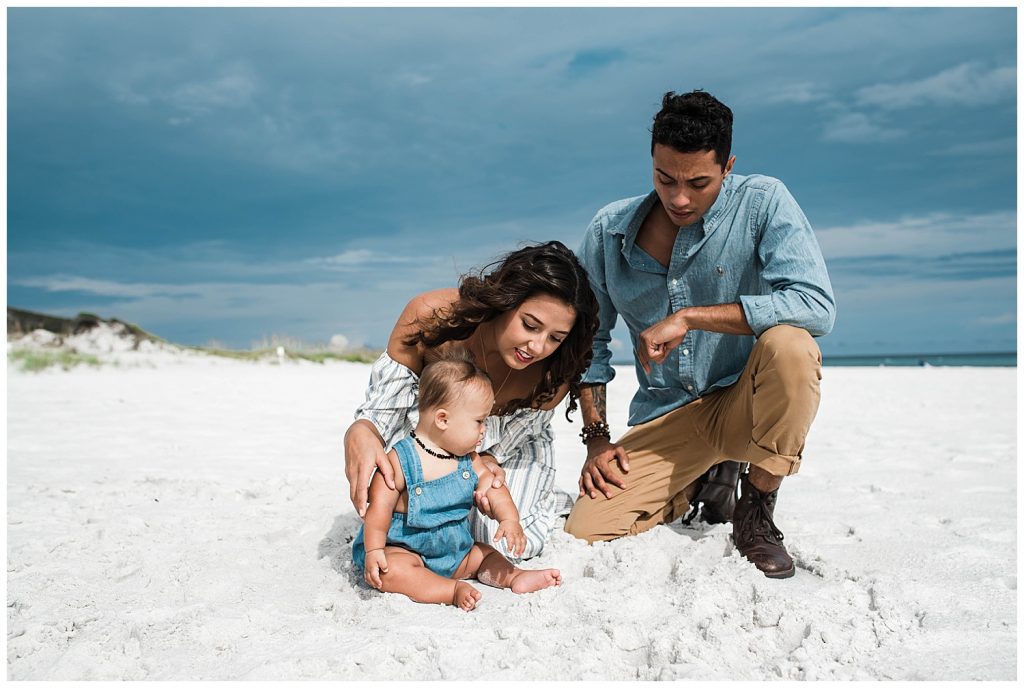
[5,347,1016,680]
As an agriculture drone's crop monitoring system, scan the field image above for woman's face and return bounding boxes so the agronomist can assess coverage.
[492,293,577,369]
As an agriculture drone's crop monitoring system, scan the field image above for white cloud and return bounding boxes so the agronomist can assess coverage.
[974,313,1016,326]
[855,62,1016,110]
[822,111,903,143]
[110,62,257,118]
[308,249,375,267]
[167,70,257,115]
[397,70,433,87]
[815,210,1016,260]
[13,276,200,299]
[933,137,1016,157]
[760,82,830,106]
[304,249,423,270]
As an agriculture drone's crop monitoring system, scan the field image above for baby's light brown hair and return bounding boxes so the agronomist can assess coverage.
[417,347,493,414]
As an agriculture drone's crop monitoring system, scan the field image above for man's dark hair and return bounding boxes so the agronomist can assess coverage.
[650,90,733,168]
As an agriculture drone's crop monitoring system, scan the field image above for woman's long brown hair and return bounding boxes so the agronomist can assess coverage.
[405,241,599,420]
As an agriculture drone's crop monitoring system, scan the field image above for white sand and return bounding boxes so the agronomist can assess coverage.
[5,344,1017,680]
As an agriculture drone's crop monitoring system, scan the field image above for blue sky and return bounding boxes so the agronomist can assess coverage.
[6,7,1017,356]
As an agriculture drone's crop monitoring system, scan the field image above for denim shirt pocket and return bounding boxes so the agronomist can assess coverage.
[636,356,674,390]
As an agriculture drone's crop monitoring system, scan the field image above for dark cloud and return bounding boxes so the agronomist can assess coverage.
[830,249,1016,281]
[6,7,1016,352]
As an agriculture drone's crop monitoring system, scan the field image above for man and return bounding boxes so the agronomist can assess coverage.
[565,90,835,579]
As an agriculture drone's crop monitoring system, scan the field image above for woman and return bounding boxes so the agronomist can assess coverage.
[344,241,599,559]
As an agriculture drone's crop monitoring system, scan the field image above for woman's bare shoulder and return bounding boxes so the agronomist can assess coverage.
[409,288,460,313]
[396,288,460,328]
[386,288,461,371]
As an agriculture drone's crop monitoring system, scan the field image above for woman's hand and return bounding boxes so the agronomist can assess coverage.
[494,519,526,558]
[363,548,389,589]
[473,453,506,517]
[344,420,393,518]
[578,437,631,499]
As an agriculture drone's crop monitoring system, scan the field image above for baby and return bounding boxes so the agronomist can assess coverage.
[352,351,562,611]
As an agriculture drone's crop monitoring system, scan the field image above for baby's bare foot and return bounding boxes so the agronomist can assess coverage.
[453,581,482,611]
[510,568,562,594]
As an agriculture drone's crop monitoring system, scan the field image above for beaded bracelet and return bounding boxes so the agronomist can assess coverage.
[579,420,611,445]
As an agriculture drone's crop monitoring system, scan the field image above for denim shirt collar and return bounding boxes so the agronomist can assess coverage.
[703,173,734,231]
[611,174,736,252]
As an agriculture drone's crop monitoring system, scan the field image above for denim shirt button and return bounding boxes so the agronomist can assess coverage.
[686,384,694,392]
[415,487,422,495]
[683,349,690,356]
[462,471,470,480]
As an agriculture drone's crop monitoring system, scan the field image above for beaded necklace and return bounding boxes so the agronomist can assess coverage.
[410,429,458,460]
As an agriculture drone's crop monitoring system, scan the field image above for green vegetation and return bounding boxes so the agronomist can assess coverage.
[8,349,104,372]
[191,346,380,364]
[293,350,380,364]
[192,333,381,364]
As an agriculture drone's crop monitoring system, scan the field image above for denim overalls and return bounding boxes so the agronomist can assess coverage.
[352,436,476,578]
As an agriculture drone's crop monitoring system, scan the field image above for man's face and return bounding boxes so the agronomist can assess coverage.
[652,144,735,227]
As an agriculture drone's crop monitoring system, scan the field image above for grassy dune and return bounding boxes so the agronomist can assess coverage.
[8,307,382,371]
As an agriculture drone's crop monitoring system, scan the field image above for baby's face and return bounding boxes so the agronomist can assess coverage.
[442,380,494,456]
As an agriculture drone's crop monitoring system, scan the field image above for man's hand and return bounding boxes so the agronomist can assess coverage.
[494,518,526,558]
[637,311,690,374]
[578,437,631,499]
[472,453,506,517]
[345,421,394,518]
[364,548,389,589]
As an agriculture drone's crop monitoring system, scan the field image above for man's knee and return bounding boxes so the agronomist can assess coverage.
[564,503,625,544]
[756,325,821,369]
[563,508,600,543]
[758,324,817,352]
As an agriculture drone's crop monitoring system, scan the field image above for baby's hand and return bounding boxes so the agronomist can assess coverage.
[494,519,526,558]
[364,548,389,589]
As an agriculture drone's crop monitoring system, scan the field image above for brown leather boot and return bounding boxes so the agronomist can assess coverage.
[731,473,795,579]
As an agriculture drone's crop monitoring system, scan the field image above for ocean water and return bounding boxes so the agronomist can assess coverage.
[610,352,1017,368]
[821,352,1016,367]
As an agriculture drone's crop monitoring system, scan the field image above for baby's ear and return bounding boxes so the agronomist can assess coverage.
[434,408,449,430]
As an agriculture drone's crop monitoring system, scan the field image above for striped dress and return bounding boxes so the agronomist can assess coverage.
[354,352,574,561]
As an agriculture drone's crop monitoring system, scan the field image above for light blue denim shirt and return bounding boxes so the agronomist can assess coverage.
[577,173,836,427]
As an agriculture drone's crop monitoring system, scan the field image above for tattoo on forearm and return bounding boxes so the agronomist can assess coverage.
[592,385,607,420]
[584,384,607,422]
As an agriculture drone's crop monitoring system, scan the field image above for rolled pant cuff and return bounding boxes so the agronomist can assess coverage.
[744,443,802,477]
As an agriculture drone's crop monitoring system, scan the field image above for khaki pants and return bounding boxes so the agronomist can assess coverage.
[564,325,822,543]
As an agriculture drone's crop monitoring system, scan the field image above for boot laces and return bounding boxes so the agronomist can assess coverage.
[737,488,784,544]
